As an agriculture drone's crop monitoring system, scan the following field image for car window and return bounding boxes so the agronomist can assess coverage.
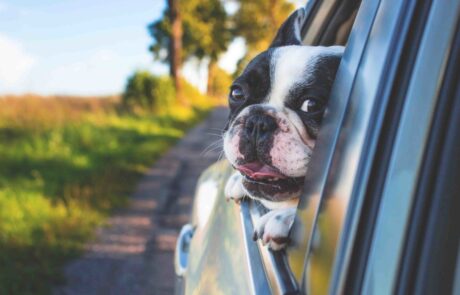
[284,1,365,286]
[286,0,443,293]
[185,163,259,294]
[287,0,379,288]
[302,0,360,46]
[402,30,460,295]
[286,0,460,294]
[360,1,460,293]
[241,0,361,292]
[454,250,460,295]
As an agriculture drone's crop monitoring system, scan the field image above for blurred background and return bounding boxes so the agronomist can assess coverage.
[0,0,303,293]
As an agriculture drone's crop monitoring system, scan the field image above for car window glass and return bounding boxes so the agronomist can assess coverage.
[243,0,362,289]
[286,0,370,284]
[362,1,460,292]
[288,0,422,293]
[454,246,460,295]
[239,0,361,292]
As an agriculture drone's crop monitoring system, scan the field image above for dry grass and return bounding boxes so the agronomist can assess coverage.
[0,94,118,129]
[0,94,213,294]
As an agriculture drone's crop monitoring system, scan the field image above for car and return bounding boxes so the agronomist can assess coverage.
[174,0,460,294]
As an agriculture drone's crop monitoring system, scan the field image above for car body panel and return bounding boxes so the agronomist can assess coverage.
[184,160,270,294]
[361,0,460,293]
[287,0,378,285]
[179,0,361,294]
[298,0,416,293]
[175,0,460,294]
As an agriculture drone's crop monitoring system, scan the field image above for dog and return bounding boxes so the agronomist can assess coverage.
[223,8,343,250]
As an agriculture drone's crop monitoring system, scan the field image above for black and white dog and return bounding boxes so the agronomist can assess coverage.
[223,8,343,250]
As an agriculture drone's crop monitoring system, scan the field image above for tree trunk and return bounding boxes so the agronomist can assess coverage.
[207,59,217,96]
[168,0,183,96]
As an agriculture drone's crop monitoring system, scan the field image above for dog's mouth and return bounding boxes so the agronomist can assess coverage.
[235,162,305,201]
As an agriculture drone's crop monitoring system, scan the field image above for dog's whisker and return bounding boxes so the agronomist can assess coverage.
[201,140,224,157]
[207,127,225,132]
[201,148,222,158]
[202,145,223,156]
[201,139,223,152]
[217,150,225,162]
[205,130,225,137]
[202,139,223,148]
[201,143,219,154]
[202,142,223,153]
[204,132,223,137]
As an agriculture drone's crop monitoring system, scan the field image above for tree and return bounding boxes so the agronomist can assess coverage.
[232,0,295,76]
[148,0,231,95]
[207,65,233,99]
[182,0,231,95]
[122,71,175,112]
[149,0,183,94]
[167,0,183,92]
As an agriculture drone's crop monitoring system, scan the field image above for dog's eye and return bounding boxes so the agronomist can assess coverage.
[230,86,245,101]
[300,98,320,113]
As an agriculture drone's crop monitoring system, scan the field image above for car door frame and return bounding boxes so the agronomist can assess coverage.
[300,0,460,294]
[236,0,363,293]
[347,0,460,293]
[287,0,452,294]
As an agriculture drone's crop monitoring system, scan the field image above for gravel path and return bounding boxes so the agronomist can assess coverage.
[54,107,229,295]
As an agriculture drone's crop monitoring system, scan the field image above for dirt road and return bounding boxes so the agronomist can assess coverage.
[54,107,229,295]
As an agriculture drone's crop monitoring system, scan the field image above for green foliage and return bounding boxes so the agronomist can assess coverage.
[148,0,296,82]
[148,0,296,94]
[181,0,231,62]
[149,12,171,62]
[122,69,220,113]
[122,71,175,112]
[0,97,212,294]
[207,65,232,98]
[233,0,295,53]
[148,0,231,64]
[232,0,295,76]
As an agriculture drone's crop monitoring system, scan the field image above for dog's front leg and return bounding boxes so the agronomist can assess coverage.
[225,172,246,203]
[253,207,297,251]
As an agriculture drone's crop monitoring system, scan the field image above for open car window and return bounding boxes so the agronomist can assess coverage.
[183,0,460,294]
[241,0,362,293]
[289,0,460,294]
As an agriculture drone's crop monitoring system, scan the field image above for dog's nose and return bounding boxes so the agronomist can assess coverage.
[244,115,277,140]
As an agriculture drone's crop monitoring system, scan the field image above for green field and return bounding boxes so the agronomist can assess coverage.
[0,95,215,294]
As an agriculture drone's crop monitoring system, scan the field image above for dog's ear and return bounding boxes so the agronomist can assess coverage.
[269,8,307,48]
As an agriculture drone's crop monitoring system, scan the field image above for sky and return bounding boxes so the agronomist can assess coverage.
[0,0,306,96]
[0,0,245,95]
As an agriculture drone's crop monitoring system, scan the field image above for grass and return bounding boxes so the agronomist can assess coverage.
[0,94,217,294]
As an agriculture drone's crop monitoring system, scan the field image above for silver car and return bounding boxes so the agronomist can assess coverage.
[175,0,460,294]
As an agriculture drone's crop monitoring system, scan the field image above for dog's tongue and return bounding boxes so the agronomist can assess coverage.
[236,162,286,179]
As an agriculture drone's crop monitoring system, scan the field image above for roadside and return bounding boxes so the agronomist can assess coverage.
[54,107,229,295]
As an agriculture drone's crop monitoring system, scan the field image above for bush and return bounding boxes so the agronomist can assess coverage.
[122,71,175,112]
[0,95,212,294]
[207,65,232,99]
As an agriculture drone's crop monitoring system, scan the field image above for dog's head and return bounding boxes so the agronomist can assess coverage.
[223,8,343,204]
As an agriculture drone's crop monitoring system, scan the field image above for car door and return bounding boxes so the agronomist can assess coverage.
[286,0,460,294]
[174,1,361,294]
[344,1,460,294]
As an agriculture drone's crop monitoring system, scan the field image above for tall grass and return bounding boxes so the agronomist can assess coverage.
[0,94,216,294]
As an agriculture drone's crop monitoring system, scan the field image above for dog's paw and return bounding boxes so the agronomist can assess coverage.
[253,207,296,251]
[225,172,246,204]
